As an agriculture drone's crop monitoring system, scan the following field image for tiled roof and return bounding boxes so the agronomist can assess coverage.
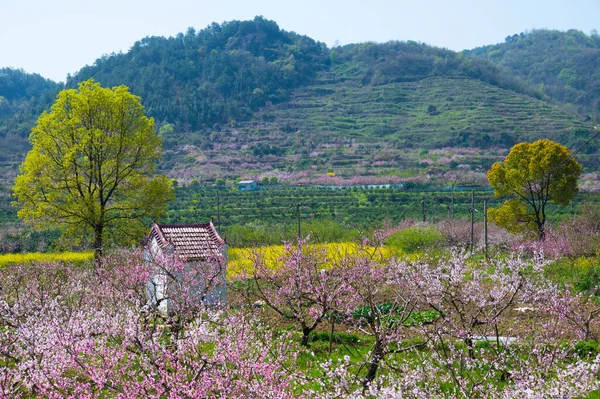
[148,221,224,261]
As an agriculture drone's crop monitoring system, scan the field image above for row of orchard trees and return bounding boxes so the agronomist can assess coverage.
[0,240,599,397]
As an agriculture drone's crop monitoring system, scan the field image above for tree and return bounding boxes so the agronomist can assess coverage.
[13,79,174,261]
[1,249,599,397]
[487,139,582,239]
[339,244,417,387]
[214,177,226,187]
[244,236,347,347]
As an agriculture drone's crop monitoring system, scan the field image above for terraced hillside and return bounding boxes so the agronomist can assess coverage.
[263,76,589,147]
[165,75,596,184]
[0,185,13,225]
[468,29,600,121]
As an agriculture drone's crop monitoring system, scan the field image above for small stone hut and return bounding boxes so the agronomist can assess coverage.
[144,221,227,313]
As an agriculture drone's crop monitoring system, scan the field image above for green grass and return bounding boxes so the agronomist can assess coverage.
[545,256,600,293]
[586,390,600,399]
[291,328,600,397]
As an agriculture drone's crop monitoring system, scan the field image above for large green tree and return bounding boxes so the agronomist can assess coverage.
[13,79,174,260]
[487,139,582,239]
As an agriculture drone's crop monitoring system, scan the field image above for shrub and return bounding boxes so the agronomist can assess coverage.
[385,226,445,254]
[436,219,474,248]
[307,331,361,345]
[573,259,600,294]
[575,340,599,358]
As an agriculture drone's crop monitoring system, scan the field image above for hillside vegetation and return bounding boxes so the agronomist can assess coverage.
[187,76,592,183]
[468,29,600,121]
[0,68,59,131]
[0,68,60,182]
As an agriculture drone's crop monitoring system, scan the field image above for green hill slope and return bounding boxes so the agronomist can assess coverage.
[467,29,600,121]
[169,75,594,184]
[69,16,330,129]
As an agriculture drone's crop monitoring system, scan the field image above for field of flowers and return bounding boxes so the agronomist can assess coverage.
[1,212,600,398]
[0,243,397,276]
[0,244,598,398]
[228,241,395,278]
[0,251,93,267]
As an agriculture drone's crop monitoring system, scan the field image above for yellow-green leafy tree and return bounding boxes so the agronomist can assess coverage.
[13,79,174,260]
[487,139,582,240]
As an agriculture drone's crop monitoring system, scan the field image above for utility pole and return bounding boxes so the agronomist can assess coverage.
[421,197,426,223]
[470,190,475,254]
[297,203,301,239]
[216,188,221,234]
[451,180,456,219]
[484,198,488,260]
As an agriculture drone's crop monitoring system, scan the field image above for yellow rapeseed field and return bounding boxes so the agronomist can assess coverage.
[0,244,419,279]
[227,242,395,278]
[0,252,94,267]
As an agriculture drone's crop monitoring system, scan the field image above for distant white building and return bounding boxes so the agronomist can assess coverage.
[238,180,258,191]
[144,221,227,314]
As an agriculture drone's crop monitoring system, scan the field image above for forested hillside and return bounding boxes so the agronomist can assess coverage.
[330,40,534,94]
[70,16,330,129]
[0,68,59,135]
[467,29,600,121]
[0,18,597,185]
[0,69,60,178]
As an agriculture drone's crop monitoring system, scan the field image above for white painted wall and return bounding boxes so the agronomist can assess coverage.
[144,238,227,314]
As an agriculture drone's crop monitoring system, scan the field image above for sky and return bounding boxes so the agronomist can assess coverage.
[1,0,599,82]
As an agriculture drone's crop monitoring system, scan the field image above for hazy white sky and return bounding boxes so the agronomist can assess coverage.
[1,0,599,82]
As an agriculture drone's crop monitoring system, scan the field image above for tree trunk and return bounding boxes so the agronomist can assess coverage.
[364,339,384,388]
[94,225,103,265]
[465,337,475,359]
[328,318,335,357]
[301,326,312,347]
[537,222,546,241]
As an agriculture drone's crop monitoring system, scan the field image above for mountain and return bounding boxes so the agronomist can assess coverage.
[467,29,600,121]
[70,22,543,133]
[0,18,597,186]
